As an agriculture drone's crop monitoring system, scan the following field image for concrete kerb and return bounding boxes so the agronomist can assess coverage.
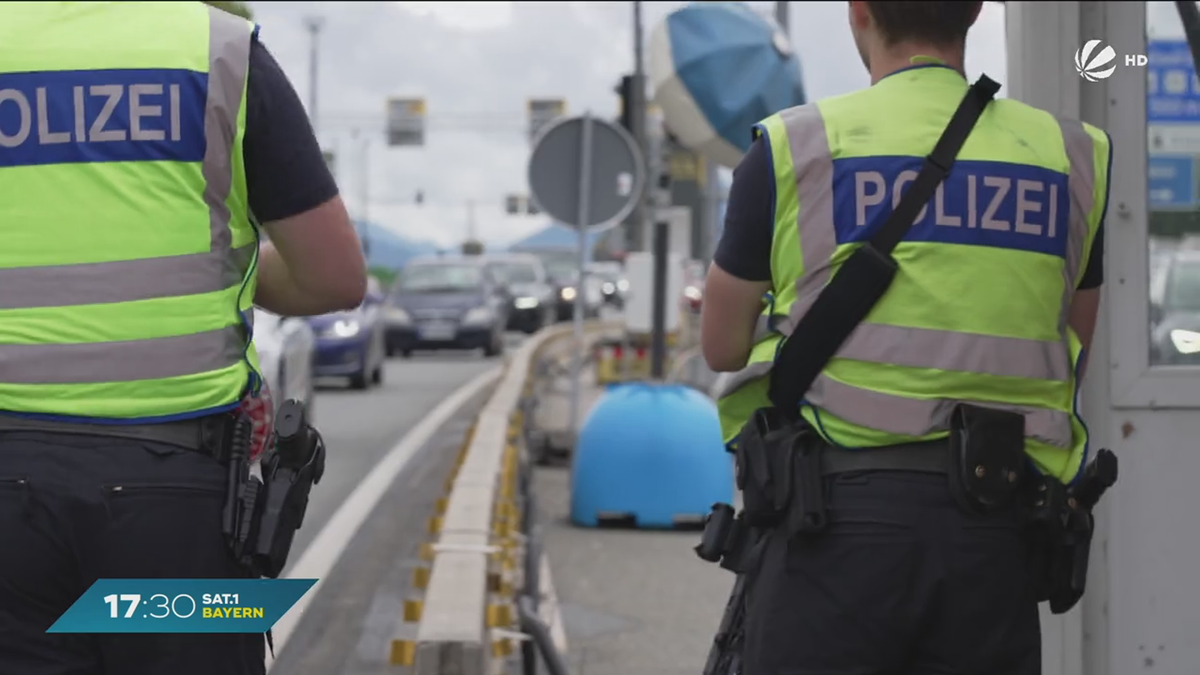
[410,322,579,675]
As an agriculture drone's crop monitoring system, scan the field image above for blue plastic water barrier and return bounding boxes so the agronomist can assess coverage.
[570,382,734,528]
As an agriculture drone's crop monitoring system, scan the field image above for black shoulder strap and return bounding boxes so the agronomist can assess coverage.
[767,74,1002,416]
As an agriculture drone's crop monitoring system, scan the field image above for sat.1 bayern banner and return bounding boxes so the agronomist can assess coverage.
[47,578,316,633]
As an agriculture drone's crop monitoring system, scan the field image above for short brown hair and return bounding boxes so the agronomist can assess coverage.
[864,1,982,47]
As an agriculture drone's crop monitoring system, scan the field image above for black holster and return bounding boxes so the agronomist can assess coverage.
[1023,475,1090,614]
[1023,448,1118,614]
[222,400,326,578]
[694,507,767,675]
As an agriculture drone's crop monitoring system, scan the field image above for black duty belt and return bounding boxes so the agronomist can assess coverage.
[0,412,233,455]
[820,439,949,476]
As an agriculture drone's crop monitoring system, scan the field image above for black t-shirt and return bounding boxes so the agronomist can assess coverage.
[714,136,1105,289]
[243,39,339,223]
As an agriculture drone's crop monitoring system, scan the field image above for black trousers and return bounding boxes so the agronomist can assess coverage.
[0,430,264,675]
[743,471,1040,675]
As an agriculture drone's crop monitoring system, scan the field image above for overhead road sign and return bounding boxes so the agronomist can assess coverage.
[386,97,425,146]
[527,98,566,144]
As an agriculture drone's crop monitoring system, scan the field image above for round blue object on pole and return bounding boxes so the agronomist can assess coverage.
[570,382,734,528]
[649,2,807,169]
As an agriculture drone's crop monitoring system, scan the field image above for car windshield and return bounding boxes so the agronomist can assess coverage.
[394,264,482,293]
[492,262,539,284]
[588,264,621,280]
[542,258,578,282]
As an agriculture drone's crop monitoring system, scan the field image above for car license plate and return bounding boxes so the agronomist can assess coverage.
[419,322,456,340]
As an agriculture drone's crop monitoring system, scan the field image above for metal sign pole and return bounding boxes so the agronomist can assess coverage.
[568,114,595,438]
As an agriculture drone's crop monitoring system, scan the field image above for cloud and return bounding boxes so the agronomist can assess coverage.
[247,1,1008,249]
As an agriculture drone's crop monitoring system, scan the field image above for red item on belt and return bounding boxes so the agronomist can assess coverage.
[238,379,275,462]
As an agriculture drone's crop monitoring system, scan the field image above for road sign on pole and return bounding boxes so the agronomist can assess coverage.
[527,115,644,231]
[527,113,645,437]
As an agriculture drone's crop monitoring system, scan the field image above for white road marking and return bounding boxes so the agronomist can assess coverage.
[266,366,503,667]
[540,551,570,655]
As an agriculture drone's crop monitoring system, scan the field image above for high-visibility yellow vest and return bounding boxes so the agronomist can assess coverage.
[714,65,1112,485]
[0,2,263,421]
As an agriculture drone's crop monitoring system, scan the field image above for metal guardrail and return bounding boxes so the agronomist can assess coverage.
[395,320,617,675]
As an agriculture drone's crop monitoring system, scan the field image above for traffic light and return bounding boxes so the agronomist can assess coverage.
[617,74,634,132]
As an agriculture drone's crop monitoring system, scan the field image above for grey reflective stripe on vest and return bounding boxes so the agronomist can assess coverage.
[717,105,1096,449]
[0,6,253,384]
[2,330,247,385]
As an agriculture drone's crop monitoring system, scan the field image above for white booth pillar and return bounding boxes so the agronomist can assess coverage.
[1007,3,1200,674]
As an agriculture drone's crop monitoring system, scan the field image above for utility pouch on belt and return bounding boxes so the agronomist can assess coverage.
[947,403,1027,514]
[734,407,796,524]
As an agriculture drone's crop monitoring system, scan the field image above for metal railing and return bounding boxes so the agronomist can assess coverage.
[394,320,616,675]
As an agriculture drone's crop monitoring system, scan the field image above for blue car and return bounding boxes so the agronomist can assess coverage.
[307,285,388,389]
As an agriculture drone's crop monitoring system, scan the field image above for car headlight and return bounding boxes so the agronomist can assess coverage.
[326,319,361,338]
[514,296,539,310]
[617,279,629,292]
[602,282,615,294]
[684,285,703,301]
[1169,329,1200,354]
[462,306,493,325]
[560,286,577,301]
[385,306,411,324]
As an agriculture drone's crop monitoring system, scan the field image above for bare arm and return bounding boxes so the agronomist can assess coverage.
[241,40,367,316]
[701,263,772,372]
[256,196,367,315]
[1068,287,1101,377]
[702,137,776,372]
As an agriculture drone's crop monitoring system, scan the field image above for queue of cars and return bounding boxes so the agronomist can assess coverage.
[250,252,637,396]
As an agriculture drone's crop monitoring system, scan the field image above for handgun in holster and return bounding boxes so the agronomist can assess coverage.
[248,399,327,578]
[1024,448,1118,614]
[695,504,764,675]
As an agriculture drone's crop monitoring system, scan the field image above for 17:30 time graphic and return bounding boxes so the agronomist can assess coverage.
[103,593,244,619]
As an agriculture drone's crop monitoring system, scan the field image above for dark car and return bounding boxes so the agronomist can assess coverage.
[485,253,556,333]
[535,252,602,321]
[1151,250,1200,365]
[307,279,388,389]
[384,257,510,358]
[587,261,626,307]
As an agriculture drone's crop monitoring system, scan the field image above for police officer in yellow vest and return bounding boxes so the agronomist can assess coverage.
[0,3,366,673]
[701,2,1111,673]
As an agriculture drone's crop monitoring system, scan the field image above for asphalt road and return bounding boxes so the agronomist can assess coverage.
[289,339,518,562]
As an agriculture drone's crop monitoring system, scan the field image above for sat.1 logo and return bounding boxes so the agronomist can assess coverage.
[1074,39,1147,82]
